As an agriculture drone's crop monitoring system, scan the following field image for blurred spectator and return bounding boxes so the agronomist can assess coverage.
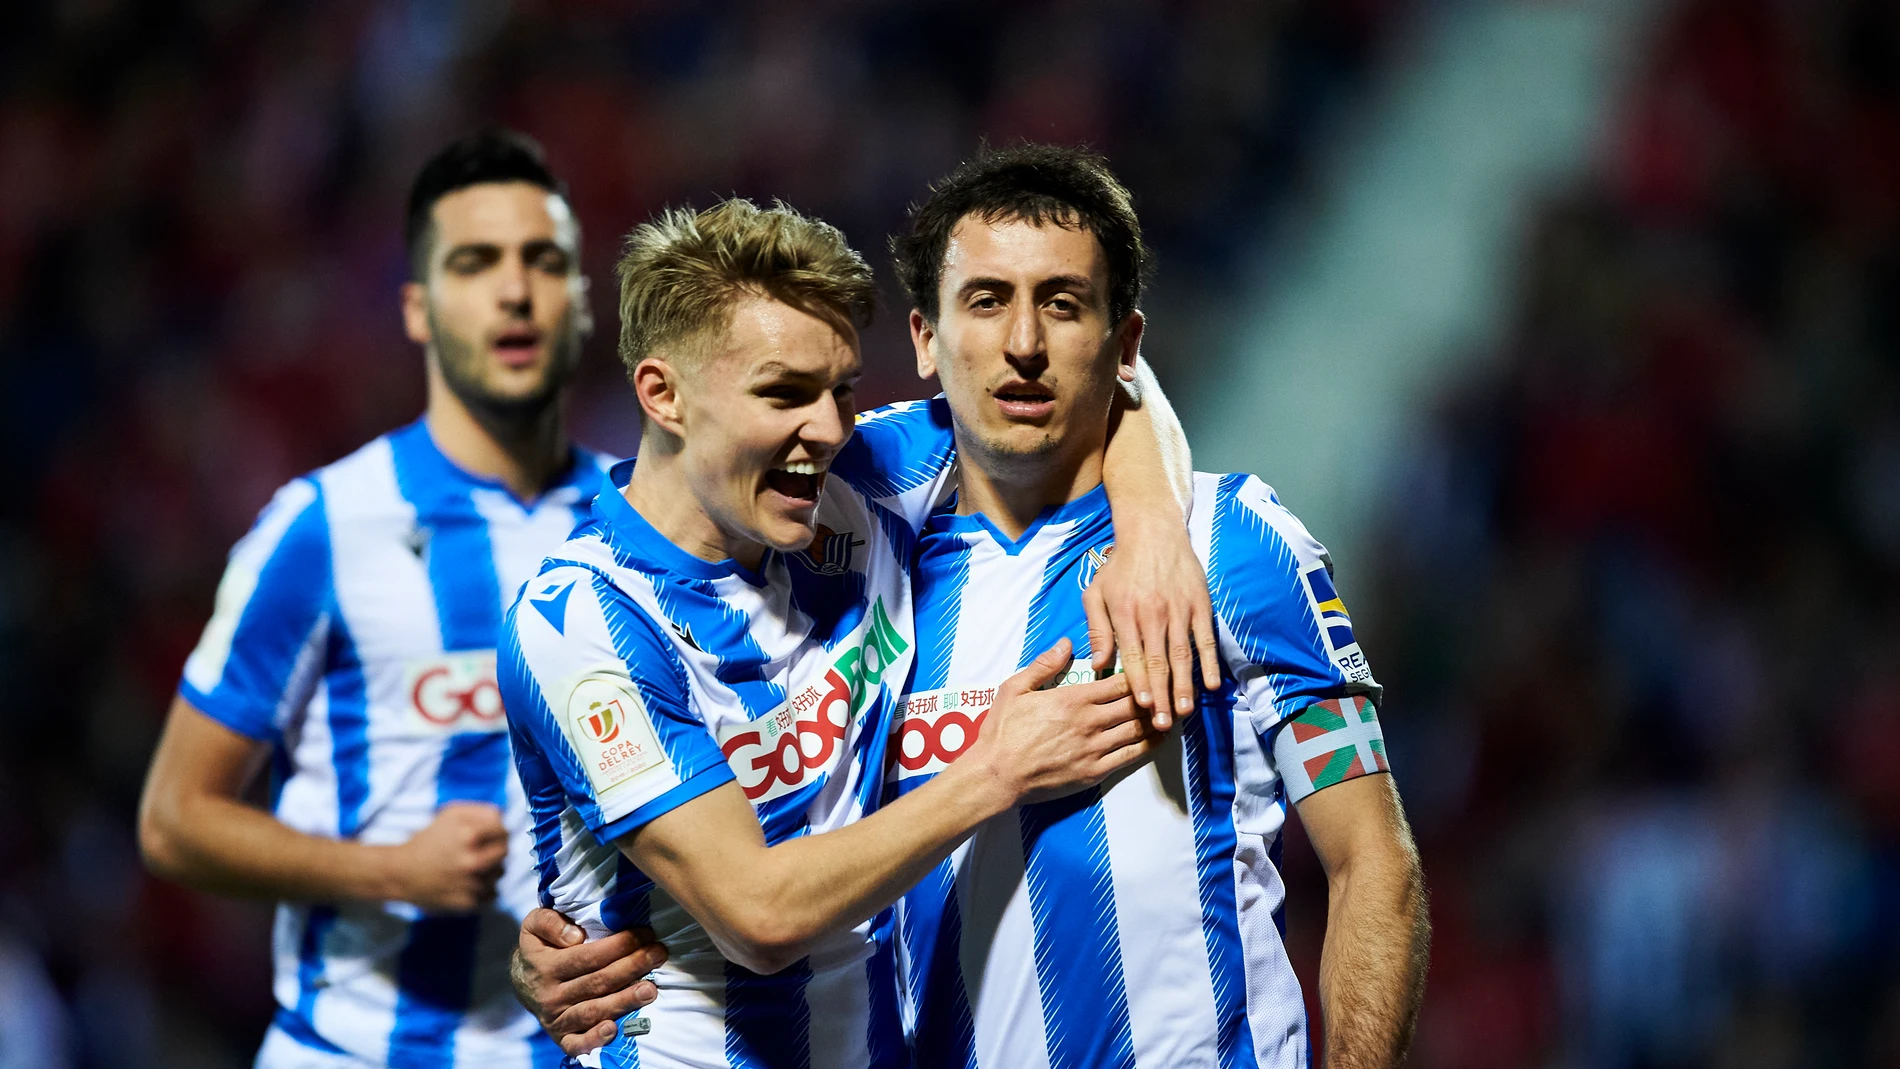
[1374,0,1900,1065]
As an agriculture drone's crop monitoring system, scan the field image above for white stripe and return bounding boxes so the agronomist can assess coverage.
[1097,733,1223,1067]
[946,532,1054,1069]
[184,478,319,694]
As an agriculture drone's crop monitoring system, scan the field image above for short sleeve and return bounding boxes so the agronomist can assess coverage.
[179,478,332,742]
[1204,473,1388,803]
[831,396,958,534]
[500,567,734,843]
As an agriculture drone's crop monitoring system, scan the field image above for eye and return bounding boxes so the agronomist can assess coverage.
[970,294,1002,311]
[1048,296,1080,316]
[531,247,570,273]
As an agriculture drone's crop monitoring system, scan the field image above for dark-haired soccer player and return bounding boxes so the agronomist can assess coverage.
[528,145,1430,1068]
[138,130,664,1069]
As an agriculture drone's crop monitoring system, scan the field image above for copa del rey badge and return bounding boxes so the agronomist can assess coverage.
[565,676,668,799]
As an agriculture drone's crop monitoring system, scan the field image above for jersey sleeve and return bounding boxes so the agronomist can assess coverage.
[831,396,958,534]
[500,566,735,844]
[178,478,332,742]
[1201,473,1388,805]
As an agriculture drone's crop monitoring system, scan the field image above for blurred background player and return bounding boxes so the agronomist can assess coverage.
[136,130,662,1069]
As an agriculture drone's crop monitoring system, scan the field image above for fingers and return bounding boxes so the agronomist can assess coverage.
[1167,602,1195,720]
[1139,607,1174,729]
[1115,609,1154,713]
[1070,671,1133,705]
[1193,590,1221,691]
[558,941,669,1001]
[1082,585,1114,673]
[1092,735,1162,780]
[1002,637,1073,696]
[559,1017,625,1057]
[522,907,585,951]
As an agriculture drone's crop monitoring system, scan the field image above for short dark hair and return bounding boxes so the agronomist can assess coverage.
[891,143,1149,326]
[404,129,566,280]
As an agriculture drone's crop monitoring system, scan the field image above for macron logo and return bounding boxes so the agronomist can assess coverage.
[530,581,576,635]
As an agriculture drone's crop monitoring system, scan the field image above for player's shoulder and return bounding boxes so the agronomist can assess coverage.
[508,549,688,687]
[834,395,955,497]
[1194,470,1330,574]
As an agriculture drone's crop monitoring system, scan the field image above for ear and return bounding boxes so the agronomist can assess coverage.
[401,281,432,346]
[1113,310,1144,382]
[910,309,939,381]
[632,357,688,438]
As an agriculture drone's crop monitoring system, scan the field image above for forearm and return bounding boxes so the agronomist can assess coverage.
[638,759,1013,972]
[1316,839,1430,1069]
[141,790,400,903]
[1103,357,1192,519]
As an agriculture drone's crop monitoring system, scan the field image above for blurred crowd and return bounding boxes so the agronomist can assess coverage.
[0,1,1394,1065]
[1364,0,1900,1065]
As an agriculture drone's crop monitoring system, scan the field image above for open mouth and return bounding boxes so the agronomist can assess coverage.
[994,379,1056,419]
[764,460,827,505]
[492,326,542,368]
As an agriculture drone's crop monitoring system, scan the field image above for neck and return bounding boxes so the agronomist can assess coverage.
[424,369,569,502]
[954,432,1104,540]
[621,435,767,571]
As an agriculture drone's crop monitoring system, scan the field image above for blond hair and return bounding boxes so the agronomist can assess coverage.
[614,198,875,374]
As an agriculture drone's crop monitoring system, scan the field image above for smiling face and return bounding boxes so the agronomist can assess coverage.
[913,215,1135,477]
[402,180,587,415]
[648,294,860,564]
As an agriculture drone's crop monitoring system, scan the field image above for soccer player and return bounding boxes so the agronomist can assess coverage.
[879,145,1430,1068]
[499,197,1203,1069]
[137,130,663,1069]
[527,146,1431,1067]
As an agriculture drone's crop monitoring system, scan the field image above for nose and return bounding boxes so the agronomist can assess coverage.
[1004,300,1044,371]
[497,252,531,313]
[805,394,854,453]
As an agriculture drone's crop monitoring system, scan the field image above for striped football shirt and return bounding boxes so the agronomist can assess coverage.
[888,471,1387,1069]
[179,419,612,1069]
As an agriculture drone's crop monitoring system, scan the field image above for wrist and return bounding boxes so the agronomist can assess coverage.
[934,749,1016,823]
[360,843,408,902]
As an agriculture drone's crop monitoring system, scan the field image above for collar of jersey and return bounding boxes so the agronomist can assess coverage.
[399,419,597,506]
[927,480,1110,556]
[594,457,770,586]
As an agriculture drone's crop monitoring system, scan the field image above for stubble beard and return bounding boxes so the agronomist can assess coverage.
[430,308,581,425]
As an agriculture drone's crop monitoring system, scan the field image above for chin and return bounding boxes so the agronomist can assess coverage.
[758,512,819,554]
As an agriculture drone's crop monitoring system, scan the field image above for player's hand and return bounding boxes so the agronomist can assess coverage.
[1083,515,1220,731]
[512,907,668,1055]
[387,802,509,913]
[967,638,1161,805]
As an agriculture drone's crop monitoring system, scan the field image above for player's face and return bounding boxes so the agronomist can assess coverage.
[404,181,586,414]
[913,216,1129,466]
[675,296,860,562]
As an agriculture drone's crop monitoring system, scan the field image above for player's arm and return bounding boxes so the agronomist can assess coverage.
[1090,351,1220,728]
[620,638,1154,976]
[138,695,506,909]
[1296,773,1429,1069]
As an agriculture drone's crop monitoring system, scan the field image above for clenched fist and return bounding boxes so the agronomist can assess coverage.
[385,802,510,913]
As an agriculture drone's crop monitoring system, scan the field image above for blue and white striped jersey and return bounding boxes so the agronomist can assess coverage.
[500,400,957,1069]
[179,420,611,1069]
[888,472,1387,1069]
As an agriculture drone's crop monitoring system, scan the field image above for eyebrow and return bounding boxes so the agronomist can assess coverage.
[957,274,1098,296]
[751,361,861,382]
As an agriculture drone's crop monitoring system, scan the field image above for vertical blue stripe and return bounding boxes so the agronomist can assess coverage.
[386,423,511,1067]
[725,962,814,1069]
[1013,514,1137,1069]
[326,619,371,836]
[864,932,910,1069]
[910,529,971,692]
[1184,685,1258,1069]
[903,865,978,1069]
[293,905,337,1026]
[648,574,786,719]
